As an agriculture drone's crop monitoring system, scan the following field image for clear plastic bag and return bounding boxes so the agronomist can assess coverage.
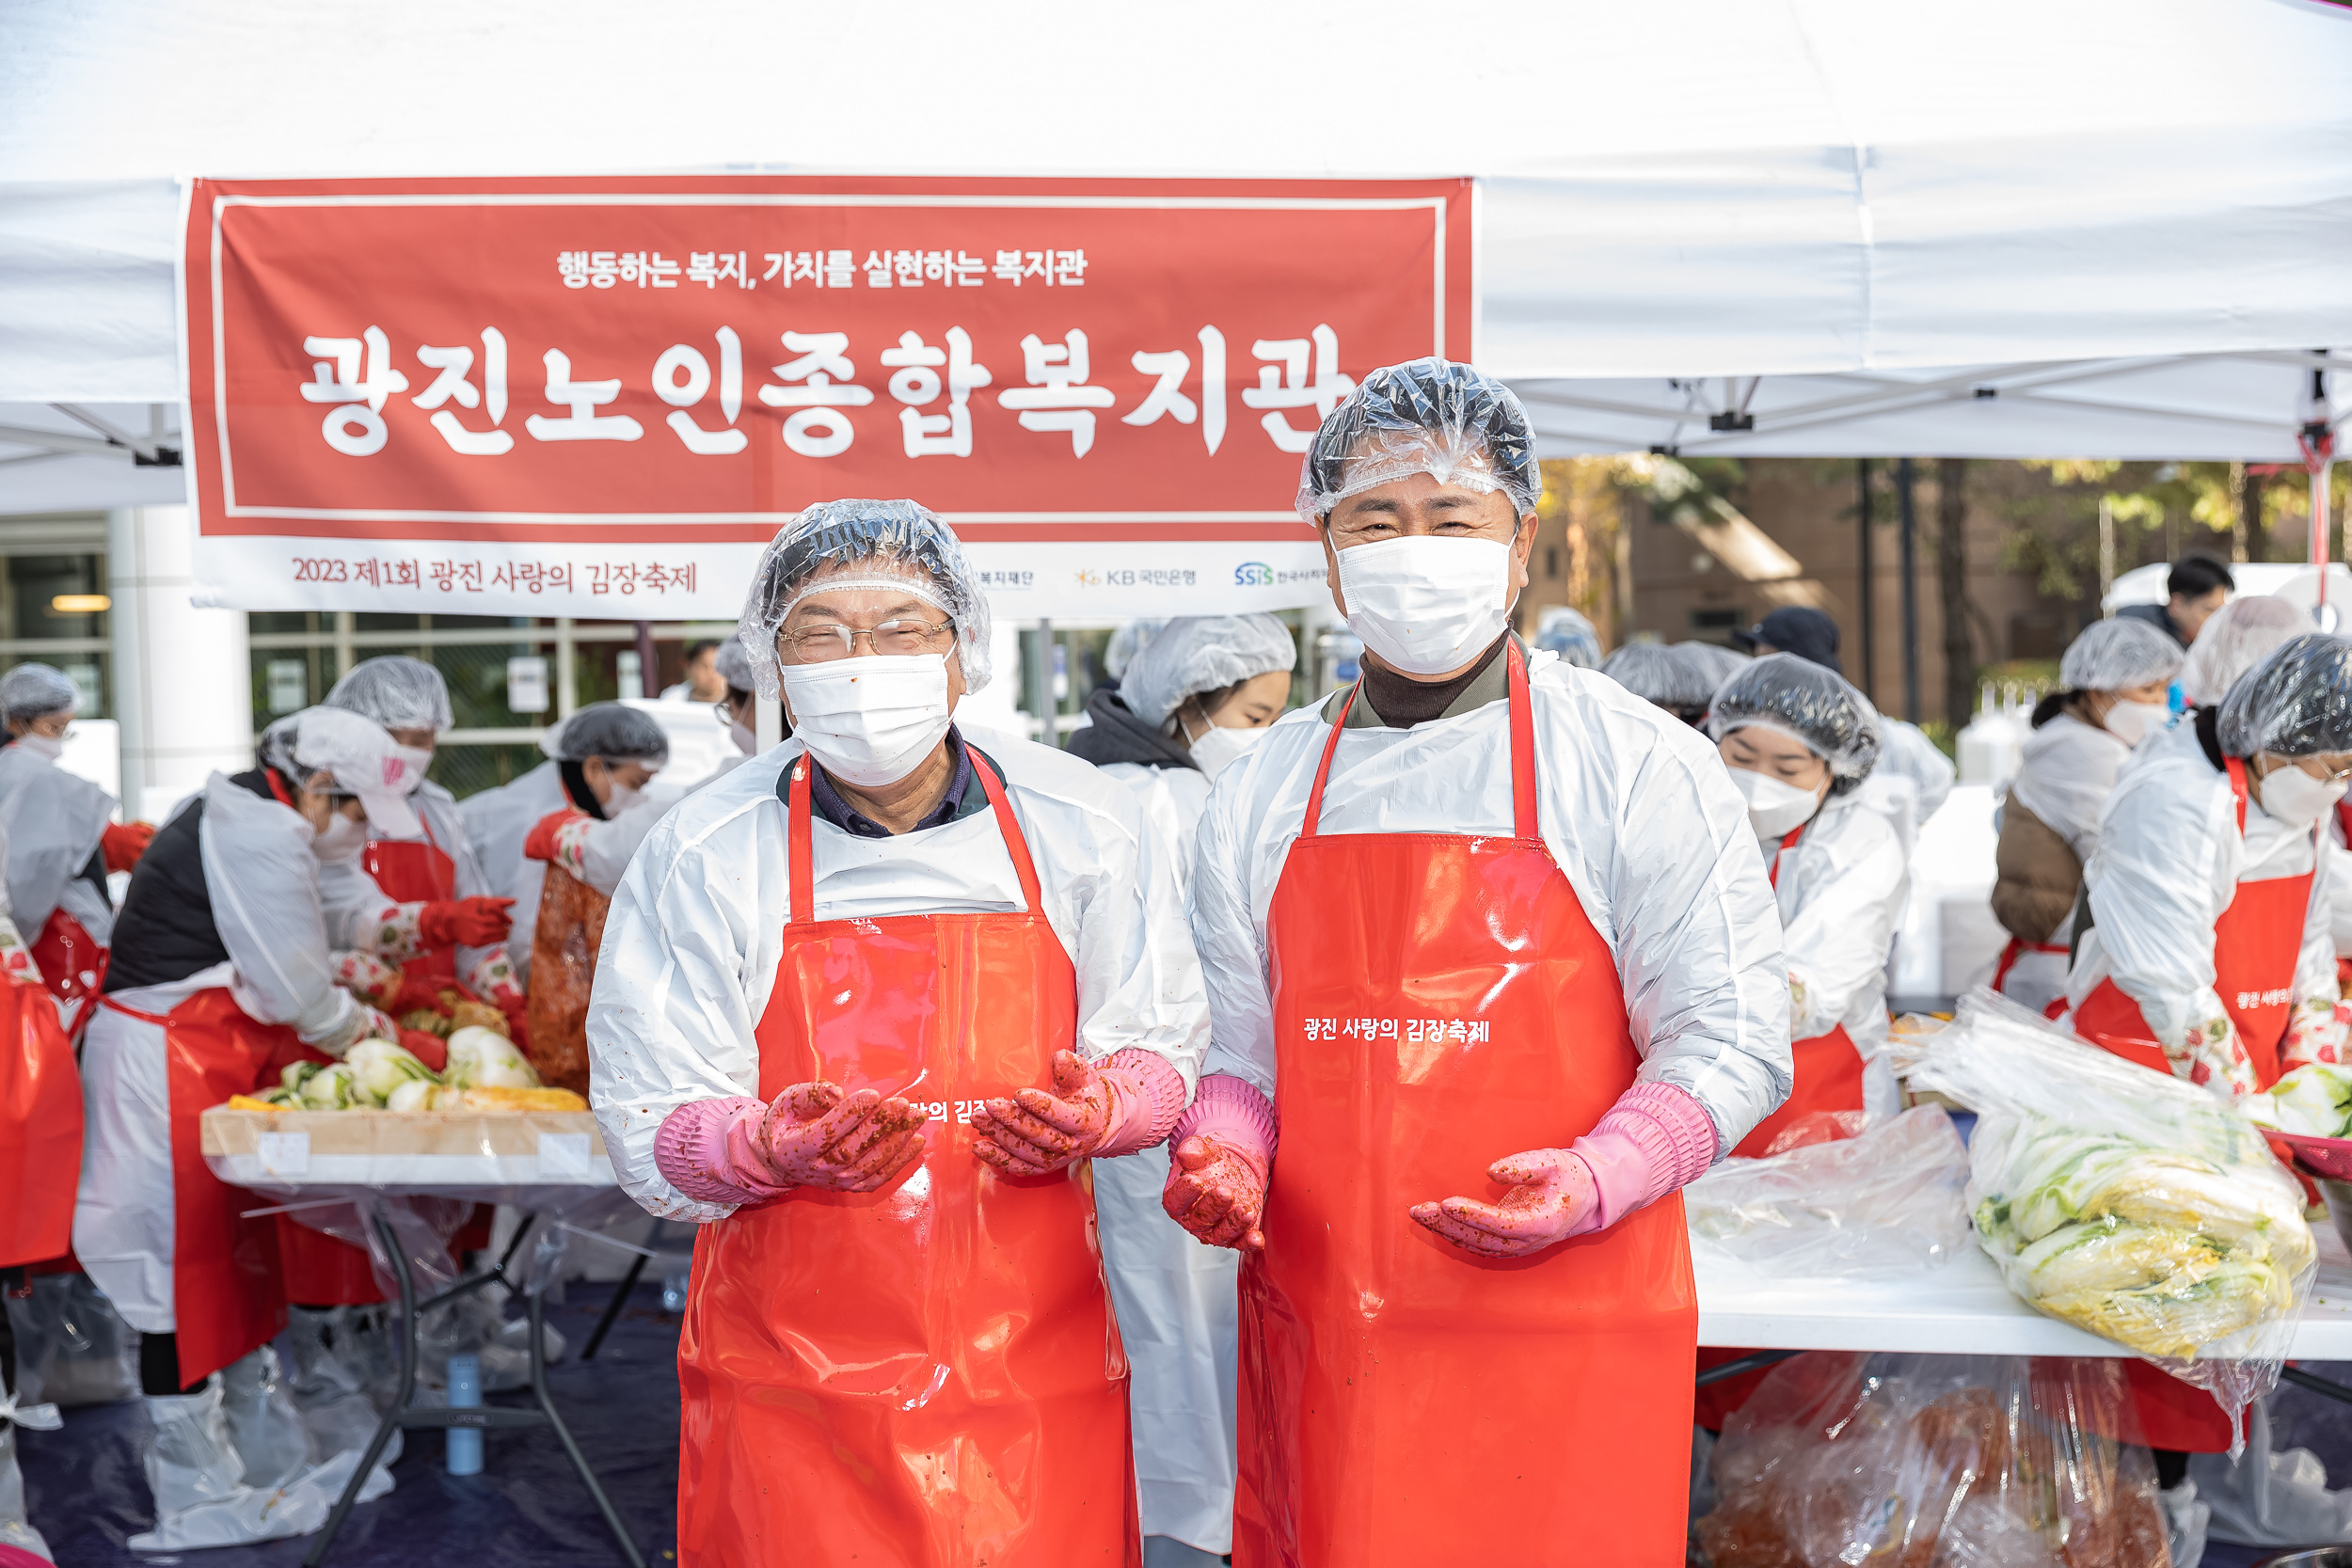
[522,859,604,1096]
[1904,989,2317,1443]
[5,1270,138,1407]
[1685,1104,1971,1278]
[1698,1352,2173,1567]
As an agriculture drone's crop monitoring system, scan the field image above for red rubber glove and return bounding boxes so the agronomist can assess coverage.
[418,896,515,949]
[757,1082,930,1192]
[391,974,454,1017]
[523,809,588,863]
[399,1028,449,1074]
[102,820,155,873]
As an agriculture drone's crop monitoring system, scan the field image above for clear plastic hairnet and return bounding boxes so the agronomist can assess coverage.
[1675,641,1752,689]
[541,703,672,765]
[1119,614,1297,728]
[324,655,453,734]
[1601,642,1718,711]
[1104,618,1169,681]
[1533,608,1602,669]
[257,712,308,783]
[2182,594,2308,707]
[0,663,80,722]
[733,499,993,700]
[1295,358,1541,523]
[712,636,756,695]
[2216,631,2352,758]
[2057,618,2184,694]
[1707,652,1882,795]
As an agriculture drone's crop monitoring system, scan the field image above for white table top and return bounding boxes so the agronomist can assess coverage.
[1695,1222,2352,1361]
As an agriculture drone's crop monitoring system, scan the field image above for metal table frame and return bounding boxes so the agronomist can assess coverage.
[302,1205,647,1568]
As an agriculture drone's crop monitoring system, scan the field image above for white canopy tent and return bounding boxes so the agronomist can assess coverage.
[2,0,2349,512]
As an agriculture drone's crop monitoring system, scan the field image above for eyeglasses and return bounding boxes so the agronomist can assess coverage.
[780,618,956,662]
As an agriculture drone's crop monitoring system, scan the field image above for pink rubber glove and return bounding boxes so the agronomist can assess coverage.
[1410,1082,1719,1259]
[1161,1073,1279,1252]
[655,1084,928,1207]
[972,1048,1184,1175]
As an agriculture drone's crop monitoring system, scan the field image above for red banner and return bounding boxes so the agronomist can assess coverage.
[182,175,1473,620]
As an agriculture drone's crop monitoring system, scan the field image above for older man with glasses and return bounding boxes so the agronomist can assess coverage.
[588,499,1206,1568]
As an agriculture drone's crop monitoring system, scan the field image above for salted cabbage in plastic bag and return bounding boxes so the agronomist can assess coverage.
[1906,989,2316,1445]
[1685,1104,1970,1278]
[1698,1351,2172,1567]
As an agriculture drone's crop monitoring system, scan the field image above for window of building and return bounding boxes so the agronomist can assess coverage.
[0,520,110,717]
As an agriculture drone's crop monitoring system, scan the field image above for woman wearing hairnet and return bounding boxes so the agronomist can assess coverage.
[1163,360,1788,1566]
[1989,619,2184,1014]
[1600,641,1723,725]
[1067,614,1295,1568]
[0,663,152,1035]
[2063,632,2352,1456]
[458,701,668,989]
[320,657,524,1034]
[1531,606,1603,669]
[75,707,418,1548]
[587,500,1205,1567]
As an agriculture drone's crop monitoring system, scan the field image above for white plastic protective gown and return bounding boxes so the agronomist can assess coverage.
[74,774,374,1333]
[1758,789,1912,1122]
[587,729,1208,1224]
[2068,720,2343,1092]
[0,739,116,947]
[1190,659,1791,1151]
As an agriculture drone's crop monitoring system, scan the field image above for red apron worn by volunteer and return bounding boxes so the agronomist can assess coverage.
[0,971,80,1268]
[676,753,1136,1568]
[1729,821,1868,1161]
[30,906,106,1037]
[1991,936,2074,1016]
[361,820,458,985]
[97,987,318,1385]
[2072,754,2311,1453]
[1239,644,1696,1568]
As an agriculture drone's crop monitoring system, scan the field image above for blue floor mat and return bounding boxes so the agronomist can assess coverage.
[20,1281,680,1567]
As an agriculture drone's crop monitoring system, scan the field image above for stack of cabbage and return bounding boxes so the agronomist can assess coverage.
[1908,990,2315,1427]
[236,1026,585,1113]
[2244,1061,2352,1139]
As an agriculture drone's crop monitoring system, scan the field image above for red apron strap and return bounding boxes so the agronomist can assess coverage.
[1300,684,1359,841]
[1767,822,1806,891]
[787,757,816,926]
[2227,755,2249,835]
[968,751,1048,917]
[262,768,295,808]
[1505,640,1538,842]
[97,992,173,1027]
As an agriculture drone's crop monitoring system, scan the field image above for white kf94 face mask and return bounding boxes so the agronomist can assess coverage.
[2100,699,2169,749]
[780,654,953,788]
[1186,721,1267,782]
[2254,762,2350,831]
[1730,766,1823,839]
[310,812,369,863]
[1335,535,1515,677]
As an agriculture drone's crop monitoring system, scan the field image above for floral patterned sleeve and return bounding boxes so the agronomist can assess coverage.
[0,914,43,988]
[357,900,428,963]
[329,949,403,1009]
[467,945,525,1009]
[2164,988,2263,1097]
[2281,992,2350,1072]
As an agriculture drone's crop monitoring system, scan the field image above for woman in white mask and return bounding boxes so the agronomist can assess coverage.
[586,499,1205,1568]
[1990,618,2184,1014]
[0,662,153,1036]
[1065,613,1293,1568]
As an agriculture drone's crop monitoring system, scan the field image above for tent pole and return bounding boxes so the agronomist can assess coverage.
[2316,461,2334,608]
[1898,457,1920,723]
[1856,459,1876,703]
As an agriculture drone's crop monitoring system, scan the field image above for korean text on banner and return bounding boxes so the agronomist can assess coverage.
[180,176,1475,621]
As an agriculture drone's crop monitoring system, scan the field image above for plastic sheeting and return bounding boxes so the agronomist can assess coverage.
[4,1273,137,1409]
[1684,1104,1969,1279]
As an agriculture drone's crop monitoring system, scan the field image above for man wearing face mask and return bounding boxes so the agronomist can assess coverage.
[319,657,524,1032]
[588,499,1205,1568]
[1163,360,1789,1567]
[76,706,413,1548]
[1066,613,1295,1568]
[1990,620,2184,1014]
[0,663,153,1035]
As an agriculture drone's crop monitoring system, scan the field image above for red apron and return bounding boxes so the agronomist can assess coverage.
[1729,821,1868,1161]
[1239,643,1695,1568]
[99,987,318,1385]
[1991,935,2071,994]
[31,907,107,1039]
[0,974,80,1268]
[361,821,458,985]
[675,752,1136,1568]
[2069,755,2306,1453]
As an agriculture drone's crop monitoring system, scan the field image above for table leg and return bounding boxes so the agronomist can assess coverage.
[302,1207,415,1568]
[2281,1364,2352,1406]
[580,1251,649,1363]
[1695,1348,1801,1387]
[529,1290,647,1568]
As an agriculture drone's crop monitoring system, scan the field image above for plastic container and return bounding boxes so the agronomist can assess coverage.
[445,1352,484,1476]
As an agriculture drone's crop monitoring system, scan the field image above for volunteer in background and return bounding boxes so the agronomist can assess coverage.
[1707,655,1905,1155]
[459,702,668,990]
[1599,641,1722,725]
[322,657,524,1031]
[2118,553,2235,648]
[589,500,1206,1568]
[0,663,151,1033]
[2182,594,2305,709]
[1167,361,1788,1567]
[2066,631,2352,1460]
[1530,605,1603,668]
[1990,619,2184,1014]
[1068,613,1295,1568]
[658,639,728,704]
[76,707,416,1550]
[709,635,763,767]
